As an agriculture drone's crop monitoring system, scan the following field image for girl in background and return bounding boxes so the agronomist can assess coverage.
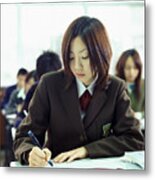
[115,49,144,119]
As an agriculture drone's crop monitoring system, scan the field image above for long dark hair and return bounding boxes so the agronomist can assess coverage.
[116,49,143,100]
[61,16,112,89]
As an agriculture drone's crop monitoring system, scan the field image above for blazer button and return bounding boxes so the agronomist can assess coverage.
[80,135,85,142]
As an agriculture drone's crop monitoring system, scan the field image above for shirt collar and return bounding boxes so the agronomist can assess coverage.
[127,82,135,93]
[76,75,98,98]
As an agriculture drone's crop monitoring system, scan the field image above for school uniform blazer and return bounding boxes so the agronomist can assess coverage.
[13,70,144,164]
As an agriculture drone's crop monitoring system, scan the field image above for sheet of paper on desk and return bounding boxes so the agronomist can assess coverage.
[121,151,145,169]
[10,158,126,169]
[47,158,125,169]
[47,157,142,169]
[10,151,144,169]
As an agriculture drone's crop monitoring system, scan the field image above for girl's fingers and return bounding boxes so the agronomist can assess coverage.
[54,151,76,163]
[30,155,46,166]
[43,148,52,161]
[54,147,88,163]
[28,147,48,167]
[67,153,78,163]
[54,153,66,163]
[32,147,46,158]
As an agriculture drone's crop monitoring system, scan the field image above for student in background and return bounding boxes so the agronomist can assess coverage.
[115,49,144,119]
[0,68,28,109]
[16,70,37,114]
[5,70,37,115]
[15,51,62,126]
[13,16,144,167]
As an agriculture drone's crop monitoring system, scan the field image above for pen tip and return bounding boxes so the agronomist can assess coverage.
[48,160,53,166]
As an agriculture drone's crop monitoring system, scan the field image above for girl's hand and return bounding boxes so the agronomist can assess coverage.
[28,147,52,167]
[53,147,88,163]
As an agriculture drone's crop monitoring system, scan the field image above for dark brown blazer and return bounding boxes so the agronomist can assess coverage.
[13,70,144,164]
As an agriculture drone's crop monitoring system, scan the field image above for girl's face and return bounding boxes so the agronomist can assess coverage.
[69,36,95,86]
[124,56,139,83]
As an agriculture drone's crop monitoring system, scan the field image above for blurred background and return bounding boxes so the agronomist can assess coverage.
[1,0,144,86]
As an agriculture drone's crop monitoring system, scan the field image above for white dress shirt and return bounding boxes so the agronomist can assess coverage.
[75,75,98,119]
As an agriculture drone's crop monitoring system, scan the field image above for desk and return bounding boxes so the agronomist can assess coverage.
[10,151,144,170]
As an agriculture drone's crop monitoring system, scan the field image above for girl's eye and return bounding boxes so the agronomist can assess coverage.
[69,57,74,61]
[81,56,89,60]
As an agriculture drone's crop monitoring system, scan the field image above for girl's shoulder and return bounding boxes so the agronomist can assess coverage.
[109,75,126,87]
[104,75,126,92]
[40,69,66,85]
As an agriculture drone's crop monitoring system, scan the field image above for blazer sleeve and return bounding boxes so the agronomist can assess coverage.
[85,80,144,158]
[13,76,50,164]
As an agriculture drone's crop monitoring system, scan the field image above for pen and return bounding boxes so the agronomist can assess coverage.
[27,130,53,166]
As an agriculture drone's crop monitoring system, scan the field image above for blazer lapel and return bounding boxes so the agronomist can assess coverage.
[83,87,108,129]
[60,80,85,134]
[60,74,111,133]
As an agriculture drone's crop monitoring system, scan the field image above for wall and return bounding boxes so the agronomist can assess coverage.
[1,0,145,86]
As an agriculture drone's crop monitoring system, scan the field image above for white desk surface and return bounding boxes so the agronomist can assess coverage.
[10,151,144,170]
